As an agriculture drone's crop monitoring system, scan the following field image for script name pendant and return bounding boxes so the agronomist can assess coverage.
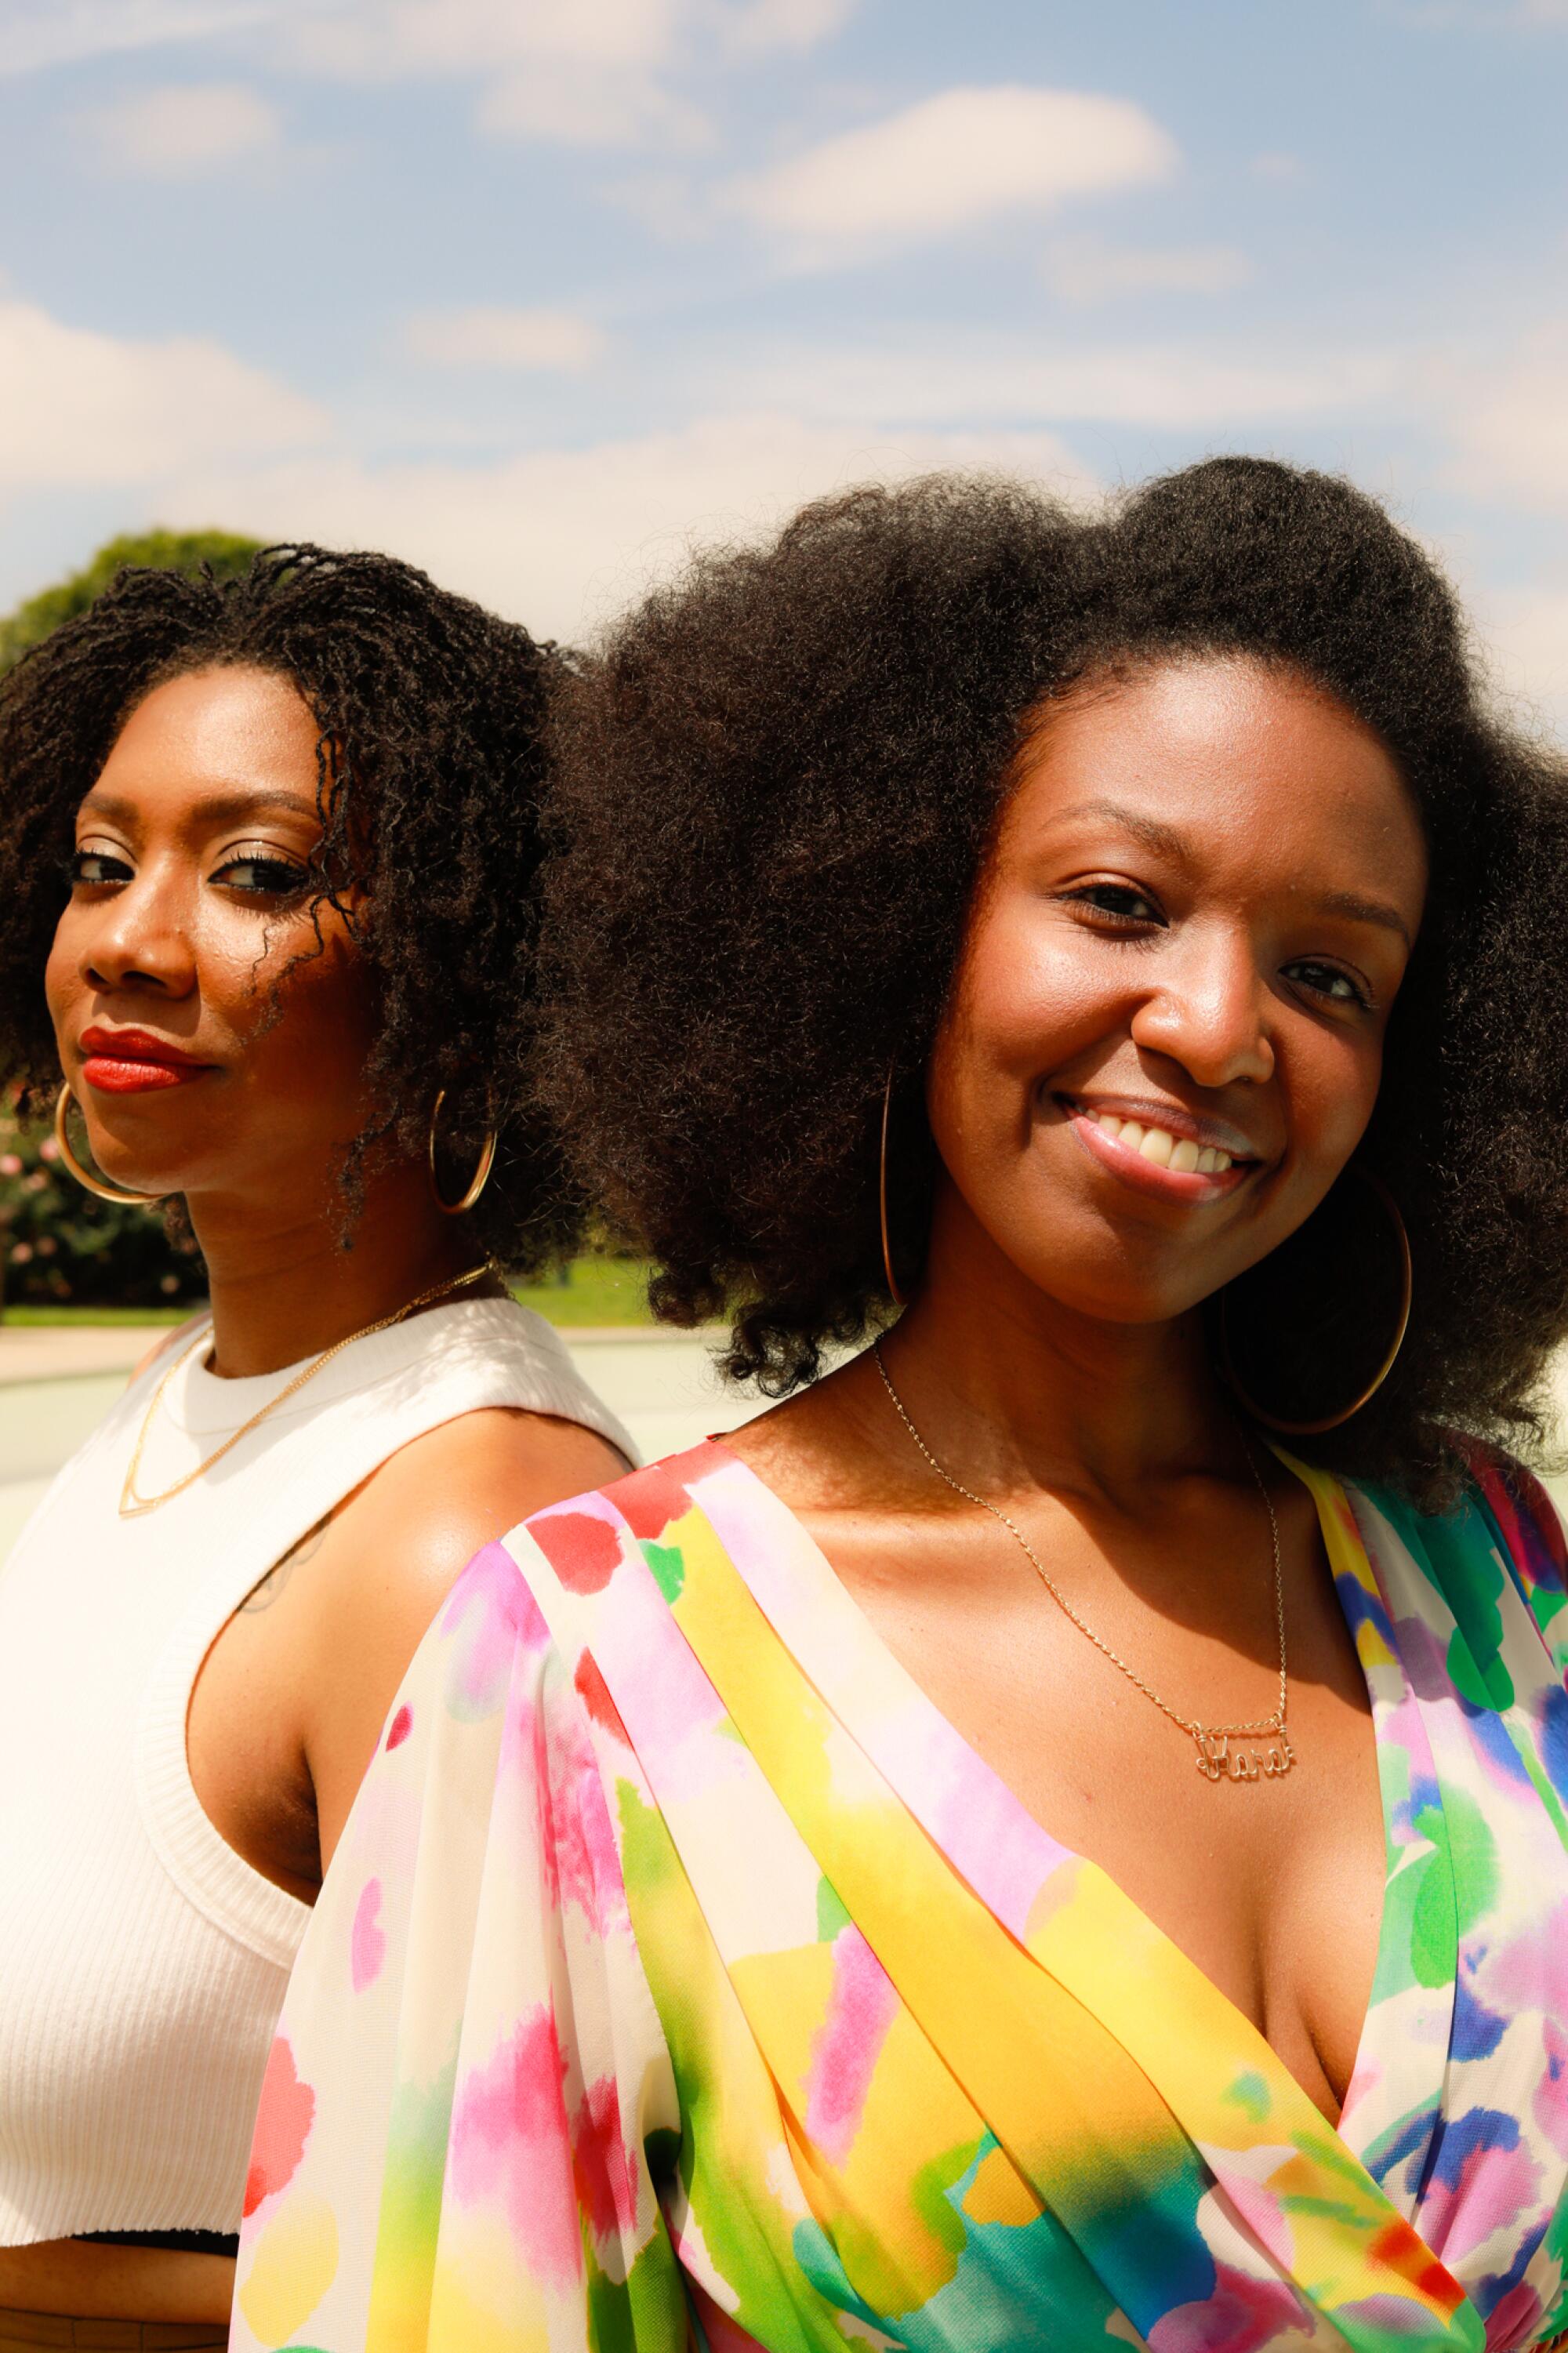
[1193,1730,1295,1784]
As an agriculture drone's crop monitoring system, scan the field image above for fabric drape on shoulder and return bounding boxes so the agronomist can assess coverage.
[230,1445,1568,2353]
[231,1541,685,2353]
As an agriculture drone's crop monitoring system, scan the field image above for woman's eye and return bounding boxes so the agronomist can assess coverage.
[212,852,311,899]
[1069,883,1163,925]
[1285,958,1370,1009]
[70,848,133,887]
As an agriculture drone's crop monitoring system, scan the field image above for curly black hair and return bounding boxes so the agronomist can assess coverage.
[542,459,1568,1501]
[0,543,580,1273]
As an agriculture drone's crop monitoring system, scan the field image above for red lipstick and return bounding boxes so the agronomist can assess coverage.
[78,1026,212,1096]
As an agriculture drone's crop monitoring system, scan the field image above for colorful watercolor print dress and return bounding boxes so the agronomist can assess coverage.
[231,1440,1568,2353]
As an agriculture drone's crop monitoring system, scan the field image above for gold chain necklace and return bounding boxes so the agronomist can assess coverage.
[871,1343,1294,1785]
[118,1261,497,1519]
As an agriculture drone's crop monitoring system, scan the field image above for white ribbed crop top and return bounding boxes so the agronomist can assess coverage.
[0,1297,635,2246]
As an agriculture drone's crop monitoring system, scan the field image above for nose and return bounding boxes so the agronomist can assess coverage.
[79,866,198,1002]
[1128,924,1275,1090]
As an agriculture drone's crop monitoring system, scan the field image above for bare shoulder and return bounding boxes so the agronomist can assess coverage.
[722,1353,889,1509]
[321,1407,626,1640]
[299,1407,628,1868]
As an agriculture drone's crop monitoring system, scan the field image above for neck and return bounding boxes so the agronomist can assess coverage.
[880,1192,1241,1509]
[185,1161,492,1378]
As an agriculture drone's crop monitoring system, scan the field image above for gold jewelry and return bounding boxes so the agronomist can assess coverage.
[879,1063,905,1309]
[429,1087,498,1216]
[53,1081,166,1207]
[872,1342,1294,1785]
[1218,1164,1411,1436]
[119,1259,495,1518]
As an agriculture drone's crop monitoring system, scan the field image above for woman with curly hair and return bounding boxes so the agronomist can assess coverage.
[0,547,633,2347]
[239,463,1568,2352]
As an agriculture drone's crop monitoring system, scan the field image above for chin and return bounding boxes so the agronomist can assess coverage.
[1008,1244,1221,1330]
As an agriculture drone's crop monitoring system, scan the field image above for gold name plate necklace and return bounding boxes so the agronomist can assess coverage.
[873,1344,1294,1785]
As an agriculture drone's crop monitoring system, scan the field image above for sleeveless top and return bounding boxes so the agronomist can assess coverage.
[0,1295,635,2246]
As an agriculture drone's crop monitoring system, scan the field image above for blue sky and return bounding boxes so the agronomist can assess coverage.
[2,0,1566,726]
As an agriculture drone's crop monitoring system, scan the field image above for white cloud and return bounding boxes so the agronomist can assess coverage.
[0,298,325,489]
[84,81,281,175]
[158,411,1094,640]
[403,305,606,371]
[1042,238,1253,305]
[284,0,710,146]
[1443,322,1568,507]
[714,0,855,51]
[477,64,709,147]
[711,334,1393,430]
[725,86,1178,259]
[276,0,852,145]
[290,0,677,75]
[1465,582,1568,733]
[0,0,296,74]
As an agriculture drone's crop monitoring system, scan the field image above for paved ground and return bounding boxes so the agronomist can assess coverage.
[3,1321,1566,1563]
[0,1324,764,1559]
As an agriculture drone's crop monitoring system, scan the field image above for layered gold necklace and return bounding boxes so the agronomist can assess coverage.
[119,1261,495,1519]
[871,1344,1294,1785]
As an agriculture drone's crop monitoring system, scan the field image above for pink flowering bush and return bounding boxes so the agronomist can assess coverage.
[0,1093,204,1311]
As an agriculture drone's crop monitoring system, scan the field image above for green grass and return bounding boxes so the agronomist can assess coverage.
[512,1257,655,1327]
[1,1257,659,1331]
[2,1302,199,1327]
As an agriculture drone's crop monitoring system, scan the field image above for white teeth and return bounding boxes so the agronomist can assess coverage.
[1086,1111,1241,1178]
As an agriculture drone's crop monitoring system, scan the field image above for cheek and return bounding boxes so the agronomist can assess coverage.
[44,917,82,1036]
[933,908,1117,1116]
[233,923,380,1078]
[1284,1049,1384,1197]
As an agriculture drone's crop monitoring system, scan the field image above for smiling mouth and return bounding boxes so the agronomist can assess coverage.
[1058,1096,1261,1203]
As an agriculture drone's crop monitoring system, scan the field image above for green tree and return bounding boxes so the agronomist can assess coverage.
[0,527,261,673]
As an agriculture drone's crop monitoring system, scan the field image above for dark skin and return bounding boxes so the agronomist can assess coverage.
[728,655,1428,2130]
[5,665,622,2326]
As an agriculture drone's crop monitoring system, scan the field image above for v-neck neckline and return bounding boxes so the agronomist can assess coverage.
[694,1435,1443,2170]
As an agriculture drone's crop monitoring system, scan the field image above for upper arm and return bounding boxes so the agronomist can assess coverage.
[233,1537,681,2353]
[1467,1445,1568,1681]
[302,1408,627,1868]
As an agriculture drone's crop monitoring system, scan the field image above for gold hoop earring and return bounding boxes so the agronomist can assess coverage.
[53,1082,166,1207]
[429,1088,497,1216]
[879,1062,905,1309]
[1218,1164,1411,1435]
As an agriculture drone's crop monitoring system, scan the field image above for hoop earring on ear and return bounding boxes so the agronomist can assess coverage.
[1218,1164,1411,1435]
[53,1082,166,1207]
[879,1062,906,1309]
[428,1087,498,1216]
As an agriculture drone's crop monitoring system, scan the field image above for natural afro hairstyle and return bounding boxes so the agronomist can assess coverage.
[0,543,579,1274]
[542,458,1568,1502]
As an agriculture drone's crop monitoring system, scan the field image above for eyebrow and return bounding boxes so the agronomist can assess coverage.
[1312,888,1413,946]
[1051,797,1190,858]
[79,787,321,829]
[1051,797,1414,946]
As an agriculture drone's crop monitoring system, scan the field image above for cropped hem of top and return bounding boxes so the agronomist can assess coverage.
[234,1440,1568,2353]
[0,1296,635,2249]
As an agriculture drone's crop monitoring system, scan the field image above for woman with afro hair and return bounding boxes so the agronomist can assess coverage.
[240,463,1568,2352]
[0,547,633,2346]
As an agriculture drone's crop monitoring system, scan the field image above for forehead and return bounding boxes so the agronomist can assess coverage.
[1000,655,1428,902]
[89,665,321,815]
